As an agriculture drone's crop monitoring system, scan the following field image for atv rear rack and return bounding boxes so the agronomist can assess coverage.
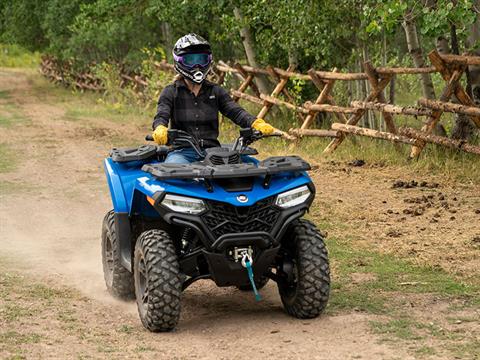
[141,156,310,180]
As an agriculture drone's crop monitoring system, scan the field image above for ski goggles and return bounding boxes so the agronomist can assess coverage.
[174,53,212,68]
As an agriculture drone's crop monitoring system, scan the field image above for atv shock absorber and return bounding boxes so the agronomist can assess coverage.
[180,227,194,253]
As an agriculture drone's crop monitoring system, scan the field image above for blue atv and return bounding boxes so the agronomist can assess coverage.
[102,128,330,332]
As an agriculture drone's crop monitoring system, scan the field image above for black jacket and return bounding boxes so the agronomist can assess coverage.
[153,79,256,148]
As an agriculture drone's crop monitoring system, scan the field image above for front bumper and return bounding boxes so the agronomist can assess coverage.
[203,231,280,287]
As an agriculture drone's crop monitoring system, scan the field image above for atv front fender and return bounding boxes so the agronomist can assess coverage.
[104,159,129,213]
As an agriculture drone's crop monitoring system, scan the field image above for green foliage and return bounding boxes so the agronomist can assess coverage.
[1,0,479,74]
[364,1,477,42]
[0,44,40,68]
[67,0,163,69]
[420,0,476,38]
[41,0,93,61]
[0,0,48,50]
[93,48,173,110]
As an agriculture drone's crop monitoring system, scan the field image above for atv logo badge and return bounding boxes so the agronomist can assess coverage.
[236,194,248,203]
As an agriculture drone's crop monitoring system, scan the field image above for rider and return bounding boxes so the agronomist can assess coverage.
[152,33,275,163]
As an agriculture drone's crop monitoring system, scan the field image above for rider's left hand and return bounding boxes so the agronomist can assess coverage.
[252,118,275,135]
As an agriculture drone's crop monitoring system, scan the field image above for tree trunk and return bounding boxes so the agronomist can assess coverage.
[389,75,396,104]
[402,9,446,136]
[402,12,436,99]
[466,1,480,106]
[443,22,477,140]
[161,22,173,63]
[360,43,371,128]
[233,7,270,95]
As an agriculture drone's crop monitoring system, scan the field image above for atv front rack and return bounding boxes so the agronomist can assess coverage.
[141,156,310,180]
[110,145,167,163]
[109,144,258,163]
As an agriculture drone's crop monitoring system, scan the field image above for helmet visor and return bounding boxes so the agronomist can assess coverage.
[176,53,211,68]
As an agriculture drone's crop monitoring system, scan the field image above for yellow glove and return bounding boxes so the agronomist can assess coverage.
[252,118,275,135]
[152,125,168,145]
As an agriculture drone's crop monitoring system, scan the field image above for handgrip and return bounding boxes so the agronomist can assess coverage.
[145,135,154,141]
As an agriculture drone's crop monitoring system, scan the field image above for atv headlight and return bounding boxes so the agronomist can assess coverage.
[161,194,206,214]
[275,185,311,208]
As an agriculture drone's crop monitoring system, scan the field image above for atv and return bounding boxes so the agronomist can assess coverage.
[101,128,330,332]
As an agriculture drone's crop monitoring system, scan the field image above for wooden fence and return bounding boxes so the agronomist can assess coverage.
[40,51,480,157]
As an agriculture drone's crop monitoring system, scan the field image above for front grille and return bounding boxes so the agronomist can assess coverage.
[201,197,280,239]
[209,153,240,165]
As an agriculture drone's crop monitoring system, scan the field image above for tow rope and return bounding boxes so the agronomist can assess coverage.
[242,253,262,301]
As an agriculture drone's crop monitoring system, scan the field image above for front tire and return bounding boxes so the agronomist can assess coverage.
[277,219,330,319]
[101,210,135,300]
[134,230,182,332]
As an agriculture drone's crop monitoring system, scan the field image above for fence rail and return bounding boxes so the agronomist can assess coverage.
[40,50,480,157]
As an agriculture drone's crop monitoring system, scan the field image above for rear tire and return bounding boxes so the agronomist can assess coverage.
[101,210,134,300]
[134,230,182,332]
[277,219,330,319]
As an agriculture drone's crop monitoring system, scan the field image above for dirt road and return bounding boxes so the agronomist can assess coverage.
[0,68,478,359]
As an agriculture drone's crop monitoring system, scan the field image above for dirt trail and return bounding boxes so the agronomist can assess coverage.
[0,68,476,359]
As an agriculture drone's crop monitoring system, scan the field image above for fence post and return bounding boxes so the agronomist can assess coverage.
[257,65,294,120]
[409,50,467,158]
[323,75,392,153]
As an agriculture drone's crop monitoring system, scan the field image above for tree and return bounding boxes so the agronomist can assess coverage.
[0,0,48,50]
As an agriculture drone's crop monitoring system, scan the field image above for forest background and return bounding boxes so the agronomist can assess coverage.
[1,0,480,140]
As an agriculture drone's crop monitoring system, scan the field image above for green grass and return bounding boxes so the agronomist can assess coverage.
[325,232,478,315]
[63,101,142,125]
[329,235,474,295]
[371,315,479,357]
[2,303,37,322]
[322,227,479,357]
[0,89,11,99]
[371,317,424,341]
[134,345,155,352]
[0,104,30,127]
[0,143,15,172]
[0,181,16,194]
[0,331,42,346]
[449,339,480,359]
[25,74,148,127]
[117,324,134,334]
[0,44,40,68]
[415,346,436,357]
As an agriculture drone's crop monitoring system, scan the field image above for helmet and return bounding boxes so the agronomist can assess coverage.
[173,33,212,84]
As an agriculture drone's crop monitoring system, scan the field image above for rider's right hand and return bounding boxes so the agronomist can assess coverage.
[152,125,168,145]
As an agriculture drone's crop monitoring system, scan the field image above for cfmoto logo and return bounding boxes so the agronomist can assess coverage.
[236,195,248,203]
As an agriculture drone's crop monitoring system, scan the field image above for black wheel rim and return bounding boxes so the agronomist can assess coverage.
[279,249,299,301]
[103,233,114,285]
[285,260,299,298]
[136,253,149,315]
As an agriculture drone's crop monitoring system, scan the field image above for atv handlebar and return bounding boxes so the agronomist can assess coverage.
[145,128,281,154]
